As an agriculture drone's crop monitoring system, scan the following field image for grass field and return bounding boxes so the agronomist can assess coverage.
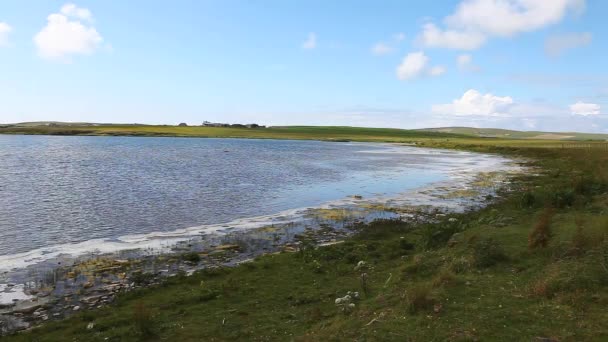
[416,126,608,141]
[2,124,608,149]
[3,127,608,341]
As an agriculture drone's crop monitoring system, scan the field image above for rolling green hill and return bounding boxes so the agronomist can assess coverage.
[416,126,608,141]
[3,122,607,141]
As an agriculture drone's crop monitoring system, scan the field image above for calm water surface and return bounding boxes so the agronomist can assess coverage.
[0,135,488,258]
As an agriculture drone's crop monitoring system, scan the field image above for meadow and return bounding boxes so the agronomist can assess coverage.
[2,127,608,341]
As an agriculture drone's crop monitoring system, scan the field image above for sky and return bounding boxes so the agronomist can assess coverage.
[1,0,607,132]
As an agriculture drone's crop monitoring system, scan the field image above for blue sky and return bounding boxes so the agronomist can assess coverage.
[1,0,607,132]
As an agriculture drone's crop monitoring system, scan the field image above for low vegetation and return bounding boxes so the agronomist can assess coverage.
[4,130,608,341]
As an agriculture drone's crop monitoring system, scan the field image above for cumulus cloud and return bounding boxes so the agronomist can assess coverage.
[419,23,486,50]
[432,89,514,116]
[419,0,585,50]
[371,42,393,56]
[371,33,406,56]
[396,51,445,80]
[545,32,592,57]
[570,101,600,115]
[397,52,428,80]
[0,22,12,47]
[34,3,103,60]
[301,32,317,50]
[60,3,92,20]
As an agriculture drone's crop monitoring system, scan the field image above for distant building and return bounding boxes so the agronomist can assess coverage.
[202,121,225,127]
[201,121,265,128]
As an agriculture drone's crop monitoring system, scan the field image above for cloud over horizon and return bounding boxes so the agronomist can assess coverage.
[570,101,600,115]
[432,89,514,116]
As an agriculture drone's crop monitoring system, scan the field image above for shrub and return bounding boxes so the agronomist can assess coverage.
[549,189,575,208]
[181,252,201,263]
[130,272,155,286]
[311,259,324,274]
[574,176,606,196]
[473,238,507,268]
[399,239,416,251]
[449,256,472,274]
[519,191,536,208]
[198,288,220,302]
[421,221,461,250]
[529,208,554,249]
[355,219,409,240]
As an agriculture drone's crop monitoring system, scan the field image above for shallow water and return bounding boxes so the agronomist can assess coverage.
[0,135,511,273]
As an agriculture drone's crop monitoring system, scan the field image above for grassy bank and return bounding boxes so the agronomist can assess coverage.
[4,134,608,341]
[3,124,608,149]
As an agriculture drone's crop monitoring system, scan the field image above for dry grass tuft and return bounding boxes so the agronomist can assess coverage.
[405,283,435,313]
[431,268,457,288]
[529,207,555,249]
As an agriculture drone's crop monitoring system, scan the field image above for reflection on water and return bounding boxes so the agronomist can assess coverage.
[0,135,506,262]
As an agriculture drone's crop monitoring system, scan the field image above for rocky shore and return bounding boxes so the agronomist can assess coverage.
[0,168,522,336]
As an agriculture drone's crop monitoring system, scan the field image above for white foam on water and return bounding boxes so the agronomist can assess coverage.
[0,284,33,305]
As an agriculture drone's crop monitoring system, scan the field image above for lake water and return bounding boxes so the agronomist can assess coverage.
[0,135,513,272]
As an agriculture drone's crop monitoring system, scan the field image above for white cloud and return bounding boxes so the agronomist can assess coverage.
[34,3,103,60]
[301,32,316,50]
[396,51,446,80]
[371,42,393,56]
[432,89,514,116]
[60,3,92,21]
[570,101,600,116]
[545,32,592,57]
[397,52,428,80]
[419,23,486,50]
[0,22,12,47]
[429,65,446,76]
[419,0,585,50]
[371,33,406,56]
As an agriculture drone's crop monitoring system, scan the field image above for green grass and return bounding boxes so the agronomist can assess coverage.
[3,130,608,341]
[0,124,456,141]
[417,126,608,141]
[3,125,608,150]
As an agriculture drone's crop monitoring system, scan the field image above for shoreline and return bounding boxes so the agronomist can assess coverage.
[0,146,524,335]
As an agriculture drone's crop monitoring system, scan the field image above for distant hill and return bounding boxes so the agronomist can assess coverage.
[5,121,146,127]
[2,122,607,141]
[416,127,608,141]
